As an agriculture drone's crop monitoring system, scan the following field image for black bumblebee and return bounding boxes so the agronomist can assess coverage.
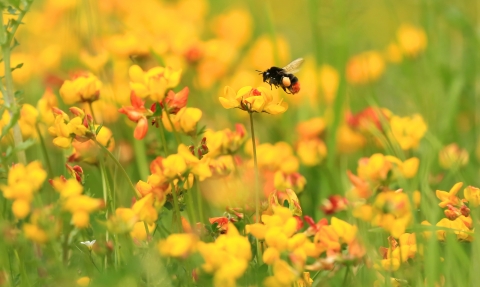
[257,58,304,94]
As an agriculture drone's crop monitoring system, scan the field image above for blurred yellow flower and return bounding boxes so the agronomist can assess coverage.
[296,139,327,166]
[37,88,58,125]
[59,73,102,105]
[439,143,469,169]
[211,9,252,48]
[158,233,198,258]
[318,65,339,105]
[436,182,463,208]
[346,51,385,85]
[336,124,366,154]
[76,277,90,286]
[80,49,109,72]
[0,161,47,219]
[396,24,427,57]
[19,104,39,139]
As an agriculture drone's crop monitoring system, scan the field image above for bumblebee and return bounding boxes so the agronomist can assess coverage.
[257,58,304,94]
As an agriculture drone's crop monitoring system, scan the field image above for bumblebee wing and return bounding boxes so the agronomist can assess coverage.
[282,58,304,74]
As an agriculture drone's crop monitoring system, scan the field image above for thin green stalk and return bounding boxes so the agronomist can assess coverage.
[35,123,53,178]
[195,177,204,224]
[165,113,181,145]
[88,251,101,273]
[88,102,97,125]
[143,221,151,239]
[133,139,149,180]
[158,121,170,156]
[99,159,111,269]
[248,112,262,265]
[170,183,183,233]
[94,139,141,198]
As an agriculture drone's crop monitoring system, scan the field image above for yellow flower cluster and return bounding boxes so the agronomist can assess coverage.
[0,161,47,219]
[247,206,318,286]
[48,108,90,149]
[51,177,103,228]
[129,65,182,102]
[197,223,251,287]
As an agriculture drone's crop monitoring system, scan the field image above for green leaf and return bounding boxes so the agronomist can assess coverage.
[13,138,35,152]
[150,48,165,66]
[7,6,16,14]
[0,107,20,141]
[11,37,19,49]
[10,62,22,72]
[95,124,103,135]
[196,125,207,136]
[152,102,162,117]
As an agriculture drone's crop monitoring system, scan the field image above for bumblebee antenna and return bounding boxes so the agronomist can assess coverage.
[255,70,263,74]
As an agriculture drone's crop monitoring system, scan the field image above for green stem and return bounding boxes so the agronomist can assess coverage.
[165,113,181,145]
[143,221,151,239]
[88,102,97,125]
[132,139,149,180]
[94,139,140,198]
[158,121,170,156]
[99,159,111,269]
[248,112,263,265]
[89,251,101,273]
[170,183,183,233]
[35,123,53,179]
[195,177,204,224]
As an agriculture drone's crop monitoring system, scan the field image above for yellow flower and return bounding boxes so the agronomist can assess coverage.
[439,143,469,169]
[464,186,480,207]
[385,156,420,178]
[357,153,391,182]
[436,217,472,241]
[19,104,39,139]
[389,114,427,150]
[296,117,326,140]
[76,277,90,286]
[37,88,58,125]
[159,233,198,258]
[385,43,403,63]
[59,73,101,104]
[336,124,366,154]
[273,260,299,285]
[130,222,155,241]
[436,182,463,208]
[129,64,181,102]
[0,161,47,219]
[346,51,385,84]
[396,24,427,57]
[63,195,103,228]
[162,107,202,135]
[23,223,48,244]
[220,86,288,115]
[296,139,327,167]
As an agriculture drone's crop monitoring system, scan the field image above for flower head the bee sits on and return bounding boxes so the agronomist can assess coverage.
[220,86,288,114]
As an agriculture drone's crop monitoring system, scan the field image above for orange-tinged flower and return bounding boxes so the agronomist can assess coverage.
[396,24,427,57]
[164,87,189,114]
[37,88,58,125]
[436,182,463,208]
[119,93,153,140]
[204,124,247,157]
[220,86,288,115]
[336,124,366,154]
[296,118,326,140]
[59,73,101,104]
[330,217,357,244]
[23,223,48,244]
[346,51,385,84]
[347,107,392,132]
[132,193,159,223]
[129,64,182,101]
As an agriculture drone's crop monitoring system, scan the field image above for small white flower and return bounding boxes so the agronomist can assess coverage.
[80,240,96,250]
